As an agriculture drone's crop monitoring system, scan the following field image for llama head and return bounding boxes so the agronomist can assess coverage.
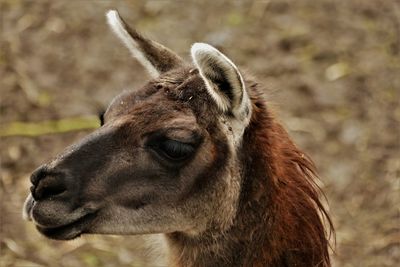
[22,10,252,240]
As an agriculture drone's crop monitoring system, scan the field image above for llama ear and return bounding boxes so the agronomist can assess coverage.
[191,43,250,118]
[106,10,184,78]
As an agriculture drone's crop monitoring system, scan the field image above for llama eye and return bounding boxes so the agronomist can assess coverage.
[98,111,105,126]
[157,139,195,161]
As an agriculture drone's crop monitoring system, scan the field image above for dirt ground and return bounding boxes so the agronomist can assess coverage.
[1,0,399,266]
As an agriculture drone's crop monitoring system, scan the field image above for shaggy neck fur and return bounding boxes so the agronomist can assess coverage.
[165,83,332,267]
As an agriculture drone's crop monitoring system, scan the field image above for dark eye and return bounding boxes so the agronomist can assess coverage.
[157,139,195,161]
[98,111,105,126]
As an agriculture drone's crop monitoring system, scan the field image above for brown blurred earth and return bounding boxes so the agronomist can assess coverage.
[1,0,399,266]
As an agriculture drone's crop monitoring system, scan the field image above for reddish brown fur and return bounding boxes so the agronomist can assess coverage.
[244,83,333,266]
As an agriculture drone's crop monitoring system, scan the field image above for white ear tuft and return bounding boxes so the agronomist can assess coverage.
[191,43,249,118]
[106,10,159,77]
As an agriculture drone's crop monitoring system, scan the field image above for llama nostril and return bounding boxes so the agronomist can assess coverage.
[30,168,68,201]
[33,176,68,200]
[30,166,48,186]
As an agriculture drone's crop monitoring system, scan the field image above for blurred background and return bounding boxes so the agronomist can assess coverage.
[0,0,399,266]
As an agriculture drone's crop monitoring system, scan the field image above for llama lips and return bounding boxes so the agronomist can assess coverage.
[35,212,97,240]
[22,193,35,221]
[23,193,98,240]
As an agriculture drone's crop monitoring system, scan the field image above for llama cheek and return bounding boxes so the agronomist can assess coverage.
[217,169,241,230]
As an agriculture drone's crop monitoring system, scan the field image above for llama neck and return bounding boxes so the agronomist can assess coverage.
[165,103,331,267]
[165,205,274,267]
[164,152,276,267]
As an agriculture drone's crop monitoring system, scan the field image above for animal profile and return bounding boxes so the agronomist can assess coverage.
[23,10,333,267]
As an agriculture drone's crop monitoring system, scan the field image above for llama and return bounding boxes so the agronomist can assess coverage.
[23,10,333,267]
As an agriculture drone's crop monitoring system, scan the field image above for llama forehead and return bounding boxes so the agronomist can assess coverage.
[105,69,217,123]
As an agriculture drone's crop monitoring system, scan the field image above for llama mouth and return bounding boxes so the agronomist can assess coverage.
[36,212,97,240]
